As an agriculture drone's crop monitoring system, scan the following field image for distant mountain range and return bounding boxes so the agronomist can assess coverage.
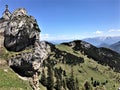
[49,36,120,53]
[48,37,120,57]
[49,36,120,46]
[46,39,73,44]
[83,36,120,46]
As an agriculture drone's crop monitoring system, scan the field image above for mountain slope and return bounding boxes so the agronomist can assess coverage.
[0,46,32,90]
[52,42,120,90]
[62,40,120,72]
[38,41,120,90]
[1,41,120,90]
[0,58,32,90]
[98,43,110,48]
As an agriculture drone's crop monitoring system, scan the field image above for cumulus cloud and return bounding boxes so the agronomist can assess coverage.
[94,30,103,34]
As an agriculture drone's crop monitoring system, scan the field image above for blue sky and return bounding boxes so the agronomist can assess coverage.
[0,0,120,40]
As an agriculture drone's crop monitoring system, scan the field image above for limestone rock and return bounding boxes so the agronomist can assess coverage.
[2,5,11,20]
[0,5,11,47]
[3,7,47,90]
[11,8,27,19]
[9,41,51,77]
[4,8,40,52]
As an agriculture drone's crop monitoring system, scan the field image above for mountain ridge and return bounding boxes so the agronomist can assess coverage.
[83,36,120,46]
[61,40,120,72]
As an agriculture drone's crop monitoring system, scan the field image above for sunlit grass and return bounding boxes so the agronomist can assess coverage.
[0,65,32,90]
[56,44,120,90]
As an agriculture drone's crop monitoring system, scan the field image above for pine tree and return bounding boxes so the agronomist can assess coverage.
[46,65,54,90]
[55,78,62,90]
[40,69,47,86]
[66,66,76,90]
[75,78,79,90]
[63,79,67,90]
[84,81,93,90]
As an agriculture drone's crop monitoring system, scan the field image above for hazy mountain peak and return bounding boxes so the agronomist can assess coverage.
[83,36,120,46]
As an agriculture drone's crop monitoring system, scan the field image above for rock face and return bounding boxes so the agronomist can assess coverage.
[3,7,48,90]
[2,5,11,20]
[0,5,11,48]
[8,41,51,90]
[9,41,51,77]
[0,31,4,48]
[4,8,40,52]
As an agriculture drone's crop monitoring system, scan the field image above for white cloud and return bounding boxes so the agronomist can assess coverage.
[108,29,120,32]
[40,33,50,40]
[108,29,115,32]
[40,28,120,41]
[94,30,103,34]
[40,33,83,41]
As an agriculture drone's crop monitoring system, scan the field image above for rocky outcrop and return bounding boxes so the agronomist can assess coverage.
[4,8,40,52]
[0,5,11,48]
[3,7,47,90]
[9,41,51,77]
[2,5,11,20]
[0,32,4,47]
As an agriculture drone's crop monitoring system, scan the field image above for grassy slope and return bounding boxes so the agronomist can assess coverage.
[0,47,46,90]
[55,44,120,90]
[0,60,32,90]
[0,46,32,90]
[0,44,120,90]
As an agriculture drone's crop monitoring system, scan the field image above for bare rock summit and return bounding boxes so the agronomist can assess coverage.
[4,8,40,52]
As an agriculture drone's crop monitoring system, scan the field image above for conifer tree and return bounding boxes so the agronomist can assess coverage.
[75,78,80,90]
[63,79,67,90]
[84,81,93,90]
[40,69,47,86]
[55,78,62,90]
[46,65,54,90]
[66,66,76,90]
